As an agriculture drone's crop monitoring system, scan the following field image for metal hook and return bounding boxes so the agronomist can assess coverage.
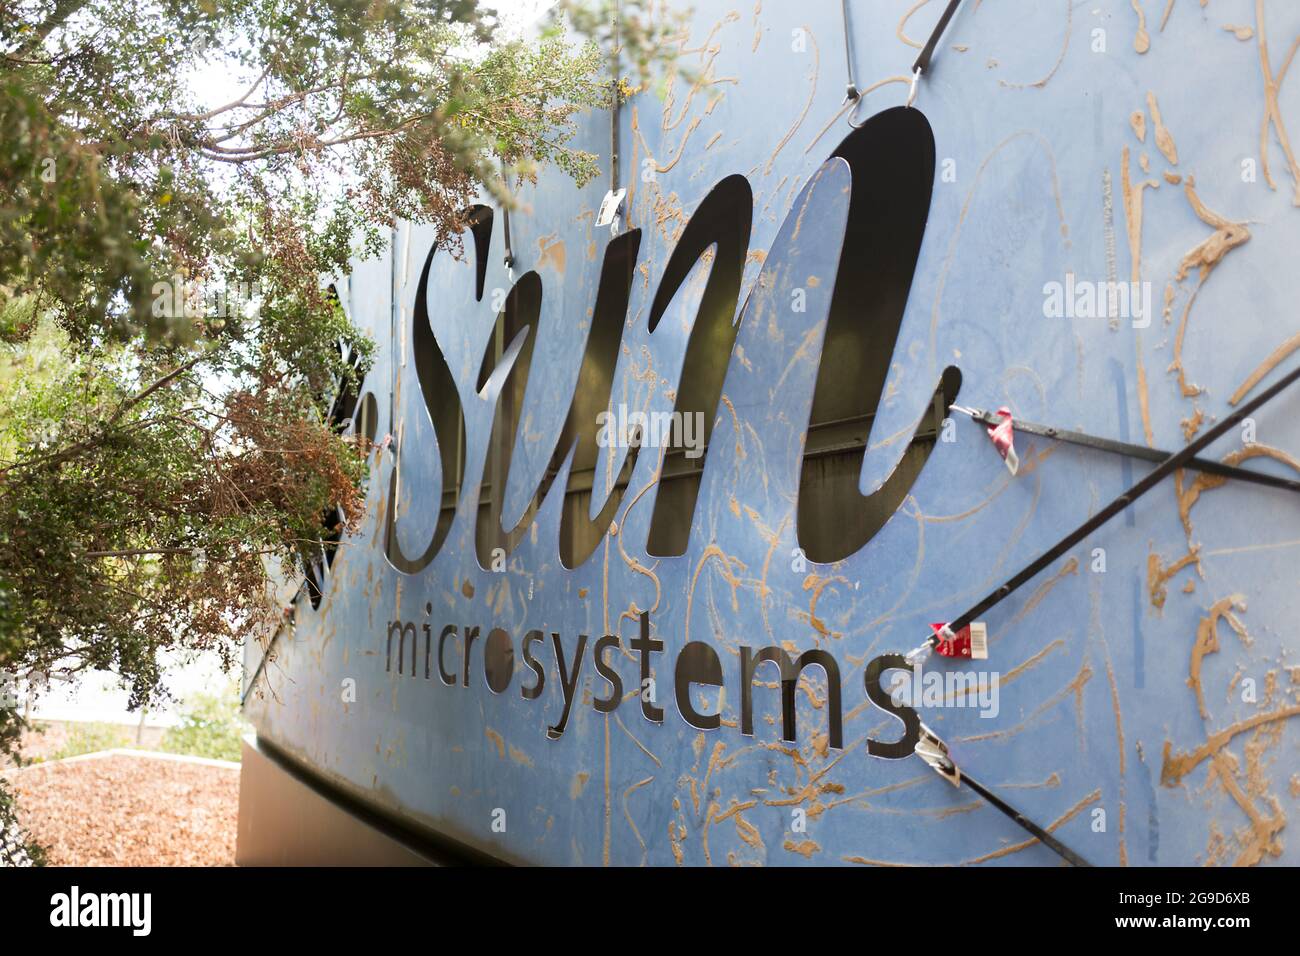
[906,66,922,108]
[846,94,871,129]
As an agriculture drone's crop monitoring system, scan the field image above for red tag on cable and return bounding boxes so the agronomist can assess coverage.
[930,622,988,660]
[986,406,1019,476]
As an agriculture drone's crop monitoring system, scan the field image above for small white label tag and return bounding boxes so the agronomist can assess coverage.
[596,188,626,227]
[969,622,988,660]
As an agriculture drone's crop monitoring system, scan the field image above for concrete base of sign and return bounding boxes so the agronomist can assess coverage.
[235,734,442,866]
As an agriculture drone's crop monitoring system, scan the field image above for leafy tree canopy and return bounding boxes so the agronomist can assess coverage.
[0,0,679,859]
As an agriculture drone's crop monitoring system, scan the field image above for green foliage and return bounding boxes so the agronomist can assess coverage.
[50,721,130,760]
[0,0,678,843]
[160,686,247,763]
[0,2,681,726]
[0,0,637,343]
[0,780,46,866]
[554,0,689,90]
[0,316,371,711]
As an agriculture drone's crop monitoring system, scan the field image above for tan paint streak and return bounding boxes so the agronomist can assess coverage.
[1166,180,1249,402]
[1160,0,1175,32]
[603,716,611,866]
[1010,556,1080,626]
[1223,442,1300,474]
[958,789,1102,864]
[782,837,821,858]
[1145,91,1179,164]
[1132,0,1151,53]
[1162,704,1300,785]
[615,713,662,767]
[1121,145,1158,285]
[1130,110,1147,142]
[1229,331,1300,405]
[735,812,764,849]
[1208,754,1285,865]
[621,776,654,859]
[896,0,930,49]
[1256,0,1300,203]
[1136,348,1156,447]
[1000,0,1072,90]
[534,233,566,274]
[803,77,910,156]
[1175,176,1250,283]
[1001,639,1067,688]
[571,771,590,799]
[843,855,918,866]
[1187,596,1249,720]
[1147,546,1200,610]
[801,572,849,639]
[764,26,817,175]
[958,661,1092,743]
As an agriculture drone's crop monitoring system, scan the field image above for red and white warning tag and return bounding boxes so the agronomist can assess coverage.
[931,622,988,660]
[986,406,1019,476]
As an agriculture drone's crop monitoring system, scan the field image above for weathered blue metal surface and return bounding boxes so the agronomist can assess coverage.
[244,0,1300,866]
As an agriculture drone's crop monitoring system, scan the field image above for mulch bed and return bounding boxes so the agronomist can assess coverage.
[8,753,239,866]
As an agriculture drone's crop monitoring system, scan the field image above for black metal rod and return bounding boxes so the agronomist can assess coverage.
[839,0,859,100]
[943,361,1300,637]
[913,0,964,75]
[966,408,1300,495]
[960,772,1093,866]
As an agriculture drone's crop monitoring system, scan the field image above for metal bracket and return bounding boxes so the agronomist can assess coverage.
[596,187,627,236]
[916,722,961,787]
[953,405,1300,495]
[906,66,922,108]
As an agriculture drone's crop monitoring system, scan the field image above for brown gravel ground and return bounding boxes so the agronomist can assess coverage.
[7,754,239,866]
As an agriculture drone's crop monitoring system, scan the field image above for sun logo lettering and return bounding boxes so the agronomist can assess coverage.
[318,108,981,758]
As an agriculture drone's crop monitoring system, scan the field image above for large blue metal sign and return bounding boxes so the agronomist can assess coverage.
[244,0,1300,866]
